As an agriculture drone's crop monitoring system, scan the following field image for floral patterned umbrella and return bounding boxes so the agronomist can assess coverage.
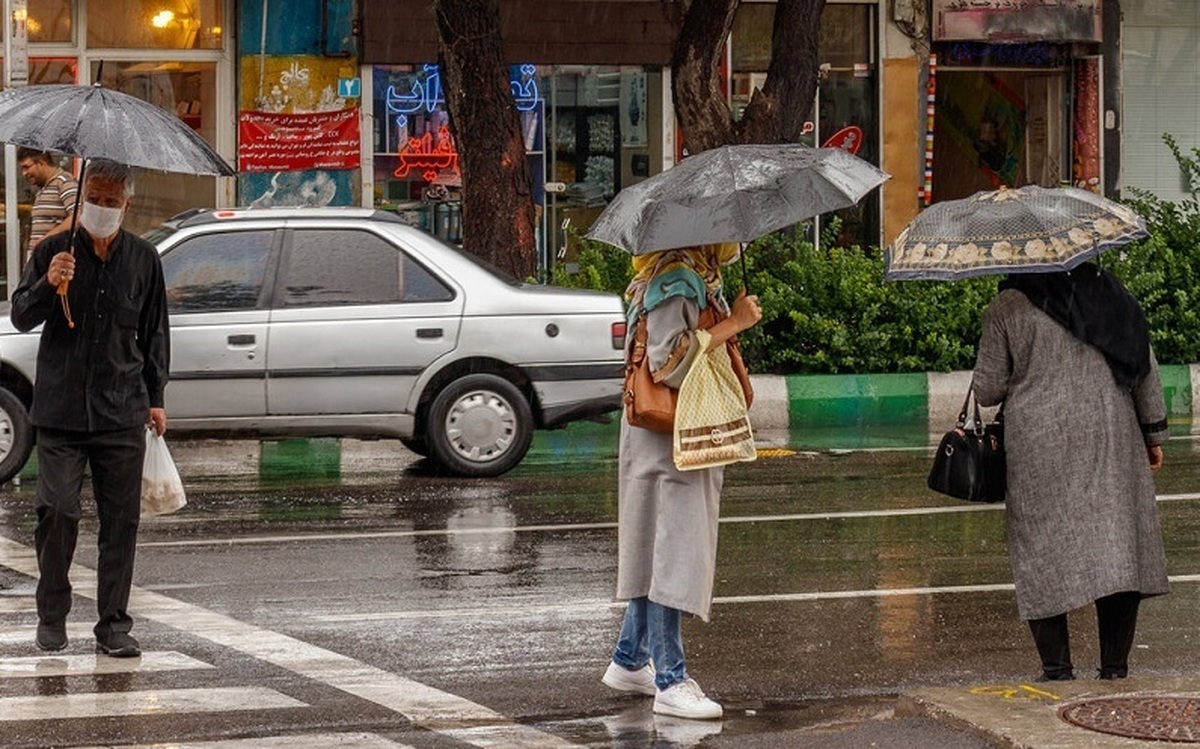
[884,185,1148,281]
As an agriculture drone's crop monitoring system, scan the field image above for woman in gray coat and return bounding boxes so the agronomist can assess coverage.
[600,243,760,720]
[973,264,1169,681]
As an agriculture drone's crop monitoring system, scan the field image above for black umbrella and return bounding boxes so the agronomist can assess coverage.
[585,144,889,254]
[0,82,236,327]
[0,83,235,176]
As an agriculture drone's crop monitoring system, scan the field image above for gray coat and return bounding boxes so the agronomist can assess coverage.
[973,289,1169,621]
[616,295,723,621]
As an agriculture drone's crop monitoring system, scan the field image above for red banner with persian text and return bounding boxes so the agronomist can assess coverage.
[238,109,361,173]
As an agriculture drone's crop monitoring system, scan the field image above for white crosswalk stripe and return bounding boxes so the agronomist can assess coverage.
[0,686,306,721]
[0,622,94,645]
[72,733,414,749]
[0,535,579,748]
[0,650,214,679]
[0,597,36,613]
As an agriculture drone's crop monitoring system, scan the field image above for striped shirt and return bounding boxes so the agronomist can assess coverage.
[29,171,78,249]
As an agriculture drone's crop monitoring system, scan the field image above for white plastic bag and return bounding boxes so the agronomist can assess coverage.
[141,429,186,516]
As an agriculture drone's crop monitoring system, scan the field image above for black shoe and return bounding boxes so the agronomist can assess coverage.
[1098,668,1128,680]
[95,632,141,658]
[35,622,67,652]
[1035,670,1075,682]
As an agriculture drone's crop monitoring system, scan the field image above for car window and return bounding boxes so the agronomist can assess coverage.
[161,231,273,312]
[281,229,453,307]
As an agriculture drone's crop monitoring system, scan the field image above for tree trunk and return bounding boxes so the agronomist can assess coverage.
[433,0,536,278]
[672,0,827,150]
[738,0,826,144]
[671,0,739,152]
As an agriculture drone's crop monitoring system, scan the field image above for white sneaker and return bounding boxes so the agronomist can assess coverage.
[653,678,723,720]
[602,660,657,696]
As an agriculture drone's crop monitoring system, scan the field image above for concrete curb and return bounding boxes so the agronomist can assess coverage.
[16,366,1185,483]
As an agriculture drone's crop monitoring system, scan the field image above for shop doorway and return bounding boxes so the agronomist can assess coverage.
[933,68,1068,202]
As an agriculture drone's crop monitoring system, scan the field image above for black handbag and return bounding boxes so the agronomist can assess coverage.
[927,385,1006,503]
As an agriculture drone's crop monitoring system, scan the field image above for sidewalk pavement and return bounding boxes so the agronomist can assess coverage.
[901,676,1200,747]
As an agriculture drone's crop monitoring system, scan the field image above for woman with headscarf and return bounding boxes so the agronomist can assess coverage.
[972,263,1169,682]
[600,243,761,720]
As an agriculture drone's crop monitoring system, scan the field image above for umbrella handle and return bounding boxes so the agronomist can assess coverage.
[57,280,75,329]
[739,244,750,295]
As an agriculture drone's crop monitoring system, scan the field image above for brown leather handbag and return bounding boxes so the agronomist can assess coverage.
[624,304,753,434]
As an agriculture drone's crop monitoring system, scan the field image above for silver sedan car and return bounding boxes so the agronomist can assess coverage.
[0,208,627,481]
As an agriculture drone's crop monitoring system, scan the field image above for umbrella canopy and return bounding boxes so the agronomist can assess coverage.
[0,83,235,176]
[884,185,1148,281]
[585,144,889,254]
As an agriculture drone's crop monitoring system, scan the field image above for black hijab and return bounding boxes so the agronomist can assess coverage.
[999,263,1151,390]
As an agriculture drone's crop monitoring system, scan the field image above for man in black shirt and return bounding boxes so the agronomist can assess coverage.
[11,159,169,658]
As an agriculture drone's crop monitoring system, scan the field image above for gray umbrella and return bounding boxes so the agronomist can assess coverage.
[0,83,235,176]
[884,185,1148,281]
[585,144,889,254]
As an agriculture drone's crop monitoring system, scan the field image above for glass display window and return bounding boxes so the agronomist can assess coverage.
[89,60,220,235]
[88,0,223,50]
[28,0,73,43]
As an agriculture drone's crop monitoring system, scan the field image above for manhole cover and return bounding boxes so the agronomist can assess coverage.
[1059,696,1200,743]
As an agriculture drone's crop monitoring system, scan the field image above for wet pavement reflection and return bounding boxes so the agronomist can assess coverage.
[3,428,1200,747]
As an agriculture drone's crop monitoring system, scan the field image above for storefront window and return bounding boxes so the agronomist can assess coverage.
[91,60,219,234]
[29,0,73,43]
[88,0,223,50]
[732,3,880,247]
[0,58,78,291]
[372,64,546,249]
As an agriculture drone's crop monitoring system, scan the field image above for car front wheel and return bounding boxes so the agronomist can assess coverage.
[0,388,33,485]
[426,374,534,477]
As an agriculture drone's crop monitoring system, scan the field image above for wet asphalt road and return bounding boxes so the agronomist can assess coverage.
[4,431,1200,748]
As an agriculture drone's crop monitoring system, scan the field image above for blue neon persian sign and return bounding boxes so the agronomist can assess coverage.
[385,63,540,115]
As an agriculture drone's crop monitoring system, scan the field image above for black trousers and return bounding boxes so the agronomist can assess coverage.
[1028,591,1142,679]
[35,425,145,639]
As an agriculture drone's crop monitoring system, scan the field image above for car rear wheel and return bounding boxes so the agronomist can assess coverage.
[0,388,33,486]
[426,374,534,477]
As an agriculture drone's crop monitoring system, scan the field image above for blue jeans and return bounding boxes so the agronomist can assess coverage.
[611,597,687,690]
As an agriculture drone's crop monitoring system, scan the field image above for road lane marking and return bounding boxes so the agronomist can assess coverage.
[311,573,1200,622]
[0,536,576,748]
[0,650,214,679]
[134,493,1200,549]
[73,733,414,749]
[0,686,305,722]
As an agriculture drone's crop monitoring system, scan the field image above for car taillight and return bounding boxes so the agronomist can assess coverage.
[611,321,627,350]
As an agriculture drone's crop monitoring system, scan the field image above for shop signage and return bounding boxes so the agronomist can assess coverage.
[933,0,1101,43]
[395,125,459,183]
[337,77,361,98]
[822,126,864,155]
[238,108,361,173]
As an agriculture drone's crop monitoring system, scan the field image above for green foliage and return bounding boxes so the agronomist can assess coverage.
[1109,133,1200,365]
[548,228,634,293]
[552,142,1200,373]
[721,226,996,374]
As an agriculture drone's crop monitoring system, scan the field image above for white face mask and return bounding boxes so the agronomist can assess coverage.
[79,201,124,239]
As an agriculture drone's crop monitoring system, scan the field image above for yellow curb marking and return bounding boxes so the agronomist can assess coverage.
[969,684,1062,702]
[756,448,797,458]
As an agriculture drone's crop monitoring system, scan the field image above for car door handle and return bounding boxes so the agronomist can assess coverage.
[416,328,443,339]
[227,334,256,346]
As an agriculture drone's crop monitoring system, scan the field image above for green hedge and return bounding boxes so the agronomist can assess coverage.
[558,136,1200,373]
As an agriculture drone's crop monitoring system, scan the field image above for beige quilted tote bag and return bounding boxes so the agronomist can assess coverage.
[673,330,757,471]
